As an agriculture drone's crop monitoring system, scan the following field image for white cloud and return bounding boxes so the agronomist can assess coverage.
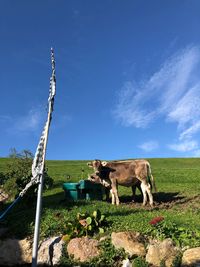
[179,121,200,141]
[168,84,200,127]
[113,45,200,155]
[114,46,200,128]
[139,141,159,152]
[114,81,156,128]
[168,140,198,152]
[7,107,45,134]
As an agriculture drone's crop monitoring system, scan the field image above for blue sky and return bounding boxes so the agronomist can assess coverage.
[1,1,200,160]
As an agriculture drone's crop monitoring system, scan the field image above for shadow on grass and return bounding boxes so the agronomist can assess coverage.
[0,190,103,239]
[119,194,143,204]
[0,189,187,239]
[104,208,139,217]
[0,197,37,239]
[43,191,103,209]
[153,191,185,204]
[119,191,185,205]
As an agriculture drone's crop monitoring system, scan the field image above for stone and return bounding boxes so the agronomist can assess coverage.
[0,189,9,202]
[0,236,64,266]
[122,258,132,267]
[67,236,100,262]
[111,231,146,257]
[0,238,32,266]
[37,236,64,266]
[19,238,32,263]
[182,247,200,266]
[146,238,180,267]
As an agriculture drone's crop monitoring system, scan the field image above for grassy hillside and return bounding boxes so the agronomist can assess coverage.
[2,157,200,195]
[46,157,200,197]
[1,157,200,246]
[1,156,200,201]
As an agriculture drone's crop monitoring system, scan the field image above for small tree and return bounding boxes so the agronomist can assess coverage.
[4,149,53,201]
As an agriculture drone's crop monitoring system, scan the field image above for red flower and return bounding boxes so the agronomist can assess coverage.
[149,216,164,226]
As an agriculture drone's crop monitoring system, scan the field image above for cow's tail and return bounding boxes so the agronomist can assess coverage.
[146,163,157,192]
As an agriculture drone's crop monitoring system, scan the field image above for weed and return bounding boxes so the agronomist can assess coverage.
[60,237,128,267]
[86,238,128,267]
[132,256,148,267]
[171,252,182,267]
[64,209,110,239]
[146,216,200,248]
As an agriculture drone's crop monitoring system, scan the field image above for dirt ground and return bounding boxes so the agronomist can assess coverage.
[120,192,200,210]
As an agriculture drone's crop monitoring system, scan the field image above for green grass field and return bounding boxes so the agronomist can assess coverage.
[1,157,200,243]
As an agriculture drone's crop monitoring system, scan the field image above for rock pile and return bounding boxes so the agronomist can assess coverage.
[0,231,200,266]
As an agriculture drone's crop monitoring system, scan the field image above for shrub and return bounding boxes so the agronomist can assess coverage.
[3,149,53,201]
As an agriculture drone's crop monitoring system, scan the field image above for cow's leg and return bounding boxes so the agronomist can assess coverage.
[105,187,110,202]
[114,189,120,206]
[141,182,148,206]
[132,182,142,202]
[110,189,115,205]
[137,183,143,195]
[131,185,136,202]
[111,181,120,205]
[146,183,154,207]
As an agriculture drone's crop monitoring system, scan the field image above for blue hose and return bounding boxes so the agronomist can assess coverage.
[0,195,21,220]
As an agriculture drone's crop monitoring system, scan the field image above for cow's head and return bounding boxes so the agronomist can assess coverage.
[87,159,107,175]
[88,173,111,188]
[87,173,101,183]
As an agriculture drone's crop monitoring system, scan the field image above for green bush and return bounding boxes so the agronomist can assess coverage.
[3,149,53,201]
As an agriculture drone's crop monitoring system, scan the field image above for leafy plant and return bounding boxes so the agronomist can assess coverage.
[171,253,182,267]
[146,216,200,248]
[3,149,53,201]
[63,209,110,239]
[88,238,128,267]
[60,238,128,267]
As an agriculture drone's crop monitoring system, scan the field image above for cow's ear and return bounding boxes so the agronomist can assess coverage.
[102,161,108,166]
[87,162,93,167]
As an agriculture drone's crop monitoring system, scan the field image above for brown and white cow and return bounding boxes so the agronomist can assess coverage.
[87,159,156,207]
[88,172,142,203]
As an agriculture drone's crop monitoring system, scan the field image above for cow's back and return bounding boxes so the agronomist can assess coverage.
[106,161,144,186]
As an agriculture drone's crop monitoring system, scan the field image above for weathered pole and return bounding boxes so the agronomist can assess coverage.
[32,48,56,267]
